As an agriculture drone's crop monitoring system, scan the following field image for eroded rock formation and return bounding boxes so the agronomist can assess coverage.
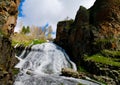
[0,0,20,85]
[55,0,120,65]
[55,0,120,84]
[55,6,93,63]
[90,0,120,50]
[0,0,19,36]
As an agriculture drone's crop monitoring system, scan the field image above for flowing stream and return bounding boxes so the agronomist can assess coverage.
[14,42,100,85]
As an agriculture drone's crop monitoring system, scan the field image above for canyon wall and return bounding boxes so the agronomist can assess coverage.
[55,0,120,64]
[0,0,20,85]
[55,0,120,84]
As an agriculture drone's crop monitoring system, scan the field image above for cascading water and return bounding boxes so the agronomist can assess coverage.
[14,42,100,85]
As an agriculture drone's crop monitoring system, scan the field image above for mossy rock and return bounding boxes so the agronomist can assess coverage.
[101,50,120,58]
[85,54,120,67]
[12,68,19,75]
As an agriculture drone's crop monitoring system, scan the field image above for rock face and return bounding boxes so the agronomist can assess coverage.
[0,36,19,85]
[0,0,20,36]
[90,0,120,50]
[0,0,20,85]
[55,0,120,64]
[55,6,94,63]
[55,0,120,84]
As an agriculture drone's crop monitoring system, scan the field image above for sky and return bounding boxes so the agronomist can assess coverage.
[15,0,96,37]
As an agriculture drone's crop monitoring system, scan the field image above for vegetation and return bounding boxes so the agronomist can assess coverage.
[85,53,120,67]
[12,68,19,75]
[32,39,46,45]
[59,19,74,30]
[12,25,53,46]
[77,83,84,85]
[0,29,6,37]
[20,26,30,34]
[0,29,3,35]
[64,19,74,30]
[12,33,33,46]
[101,49,120,58]
[77,66,87,73]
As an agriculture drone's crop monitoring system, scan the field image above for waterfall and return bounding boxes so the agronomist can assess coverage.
[14,42,100,85]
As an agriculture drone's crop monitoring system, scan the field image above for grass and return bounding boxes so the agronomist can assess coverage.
[12,33,46,46]
[12,39,32,46]
[86,54,120,67]
[12,33,33,46]
[32,39,46,45]
[101,49,120,57]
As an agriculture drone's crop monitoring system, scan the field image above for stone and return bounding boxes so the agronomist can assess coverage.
[55,0,120,84]
[0,0,20,37]
[61,68,86,79]
[90,0,120,50]
[0,0,20,85]
[55,0,120,61]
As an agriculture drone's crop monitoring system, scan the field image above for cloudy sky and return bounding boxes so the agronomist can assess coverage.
[15,0,96,37]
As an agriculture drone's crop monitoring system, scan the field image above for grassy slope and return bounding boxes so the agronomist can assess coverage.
[12,33,46,46]
[86,54,120,67]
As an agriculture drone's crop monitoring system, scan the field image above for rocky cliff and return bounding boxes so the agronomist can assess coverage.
[0,0,20,85]
[90,0,120,50]
[0,0,19,36]
[55,6,94,63]
[55,0,120,84]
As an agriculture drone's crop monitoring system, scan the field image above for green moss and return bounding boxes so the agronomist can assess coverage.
[12,68,19,75]
[86,54,120,67]
[32,39,46,45]
[58,19,74,30]
[101,50,120,58]
[77,66,87,73]
[60,83,64,85]
[77,83,85,85]
[65,20,74,30]
[94,38,113,46]
[0,29,6,36]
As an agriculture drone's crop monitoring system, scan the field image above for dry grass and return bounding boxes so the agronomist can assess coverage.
[11,33,46,46]
[12,33,33,46]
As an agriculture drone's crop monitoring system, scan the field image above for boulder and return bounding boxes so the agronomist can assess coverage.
[61,68,85,79]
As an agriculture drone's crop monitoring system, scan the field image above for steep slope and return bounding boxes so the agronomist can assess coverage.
[0,0,20,36]
[0,0,20,85]
[90,0,120,50]
[55,0,120,84]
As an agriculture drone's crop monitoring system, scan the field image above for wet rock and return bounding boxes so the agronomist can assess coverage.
[93,75,116,85]
[61,68,86,79]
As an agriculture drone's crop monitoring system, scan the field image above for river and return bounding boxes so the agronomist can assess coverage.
[14,42,101,85]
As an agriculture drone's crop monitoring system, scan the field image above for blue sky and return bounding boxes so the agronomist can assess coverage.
[15,0,96,38]
[18,0,25,17]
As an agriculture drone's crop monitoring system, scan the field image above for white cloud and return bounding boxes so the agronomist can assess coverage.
[14,17,23,32]
[15,0,96,36]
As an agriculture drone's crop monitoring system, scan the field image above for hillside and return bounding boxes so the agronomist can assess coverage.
[55,0,120,84]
